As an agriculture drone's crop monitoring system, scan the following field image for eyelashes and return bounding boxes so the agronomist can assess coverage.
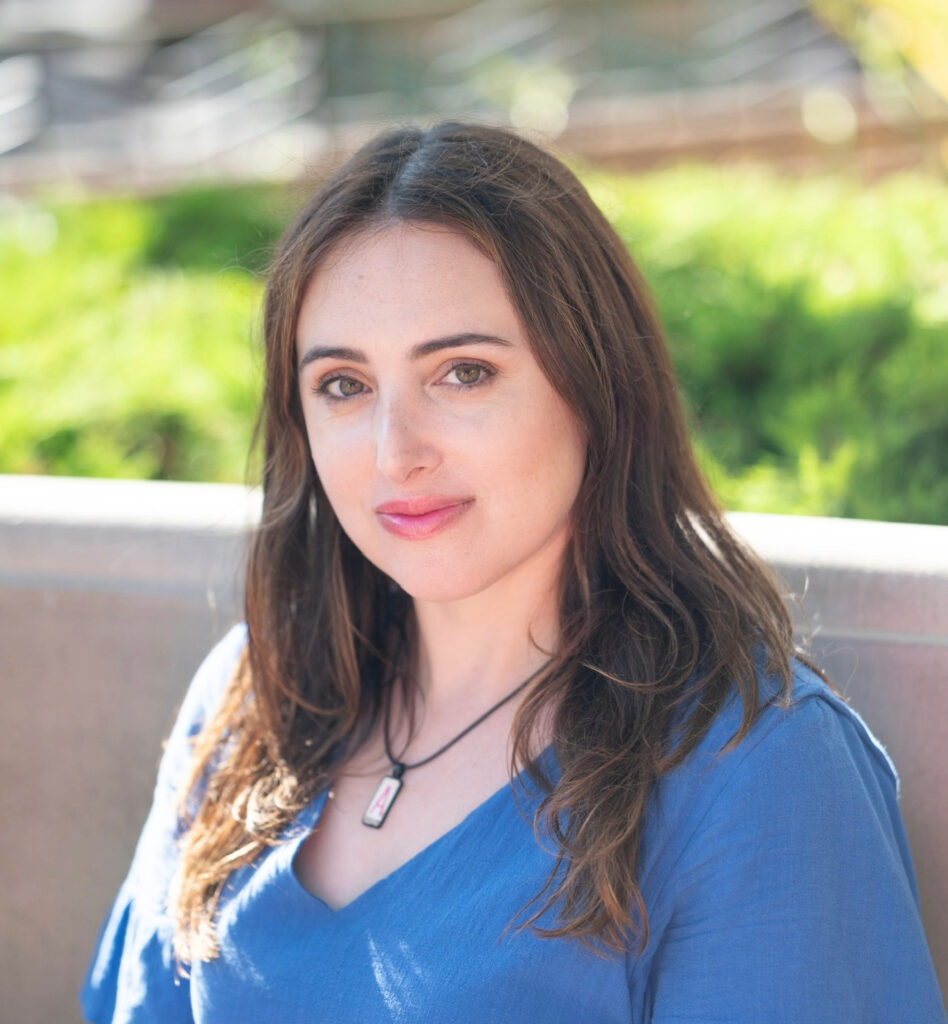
[314,374,366,400]
[311,360,496,402]
[441,361,496,388]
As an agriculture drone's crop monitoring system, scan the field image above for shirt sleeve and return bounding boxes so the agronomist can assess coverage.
[79,623,247,1024]
[645,693,947,1023]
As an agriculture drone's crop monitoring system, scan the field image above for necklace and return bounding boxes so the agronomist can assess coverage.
[361,660,552,828]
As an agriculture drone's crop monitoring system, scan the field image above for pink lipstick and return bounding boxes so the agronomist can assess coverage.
[375,496,474,540]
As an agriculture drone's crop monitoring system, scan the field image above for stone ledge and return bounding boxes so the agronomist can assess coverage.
[0,473,945,1016]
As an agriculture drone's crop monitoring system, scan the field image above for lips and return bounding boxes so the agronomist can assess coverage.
[374,496,474,540]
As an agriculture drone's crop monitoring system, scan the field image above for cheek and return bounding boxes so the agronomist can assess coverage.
[305,422,369,512]
[499,400,587,511]
[528,390,586,467]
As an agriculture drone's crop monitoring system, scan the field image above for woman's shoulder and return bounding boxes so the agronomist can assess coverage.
[155,622,248,795]
[79,625,249,1024]
[175,622,247,730]
[636,656,946,1020]
[694,654,897,793]
[644,654,905,887]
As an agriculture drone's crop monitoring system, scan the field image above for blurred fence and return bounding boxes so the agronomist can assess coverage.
[2,0,945,190]
[0,473,946,1022]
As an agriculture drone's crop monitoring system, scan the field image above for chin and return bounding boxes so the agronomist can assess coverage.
[376,558,502,605]
[385,574,488,605]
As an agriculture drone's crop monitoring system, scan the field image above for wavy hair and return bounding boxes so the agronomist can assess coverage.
[171,121,797,963]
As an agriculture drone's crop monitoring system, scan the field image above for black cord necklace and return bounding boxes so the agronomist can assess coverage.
[361,660,552,828]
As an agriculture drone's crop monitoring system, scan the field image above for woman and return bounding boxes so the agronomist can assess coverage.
[81,122,946,1022]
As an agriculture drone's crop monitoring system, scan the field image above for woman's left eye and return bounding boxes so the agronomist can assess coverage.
[442,362,494,388]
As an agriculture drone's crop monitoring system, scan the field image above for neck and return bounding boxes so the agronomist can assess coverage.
[408,563,561,716]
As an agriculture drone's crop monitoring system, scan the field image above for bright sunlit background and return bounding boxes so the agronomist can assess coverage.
[1,0,946,524]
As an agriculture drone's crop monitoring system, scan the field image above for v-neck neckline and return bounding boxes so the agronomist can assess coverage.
[281,745,554,918]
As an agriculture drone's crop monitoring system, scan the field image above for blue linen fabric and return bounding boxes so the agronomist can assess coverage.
[81,624,947,1023]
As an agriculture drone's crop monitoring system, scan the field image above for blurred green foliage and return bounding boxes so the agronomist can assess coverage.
[586,166,948,524]
[0,185,292,481]
[1,167,945,524]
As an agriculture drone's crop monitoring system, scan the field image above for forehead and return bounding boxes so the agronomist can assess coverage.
[295,223,523,355]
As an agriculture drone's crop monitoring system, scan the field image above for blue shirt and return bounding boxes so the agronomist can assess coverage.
[81,624,947,1022]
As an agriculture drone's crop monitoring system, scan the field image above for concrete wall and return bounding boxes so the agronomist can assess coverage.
[1,474,945,1023]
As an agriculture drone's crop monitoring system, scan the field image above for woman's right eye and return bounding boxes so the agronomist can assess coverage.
[314,375,367,400]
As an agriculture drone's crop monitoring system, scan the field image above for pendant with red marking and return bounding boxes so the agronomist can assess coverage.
[362,763,405,828]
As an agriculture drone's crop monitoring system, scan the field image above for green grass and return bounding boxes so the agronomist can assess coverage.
[2,168,946,524]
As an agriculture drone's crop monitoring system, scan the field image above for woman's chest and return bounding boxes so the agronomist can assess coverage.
[190,782,644,1024]
[293,722,530,912]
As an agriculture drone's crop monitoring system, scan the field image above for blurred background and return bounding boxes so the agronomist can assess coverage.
[1,0,946,522]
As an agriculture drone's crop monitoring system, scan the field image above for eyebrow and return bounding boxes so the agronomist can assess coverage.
[297,332,513,372]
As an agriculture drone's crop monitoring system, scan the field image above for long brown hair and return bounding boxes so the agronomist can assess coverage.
[171,121,797,963]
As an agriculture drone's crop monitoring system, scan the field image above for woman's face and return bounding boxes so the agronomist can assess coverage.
[295,222,587,604]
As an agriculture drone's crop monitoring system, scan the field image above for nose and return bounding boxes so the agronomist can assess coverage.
[374,388,441,483]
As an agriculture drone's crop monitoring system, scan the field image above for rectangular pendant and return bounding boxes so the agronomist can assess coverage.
[362,774,403,828]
